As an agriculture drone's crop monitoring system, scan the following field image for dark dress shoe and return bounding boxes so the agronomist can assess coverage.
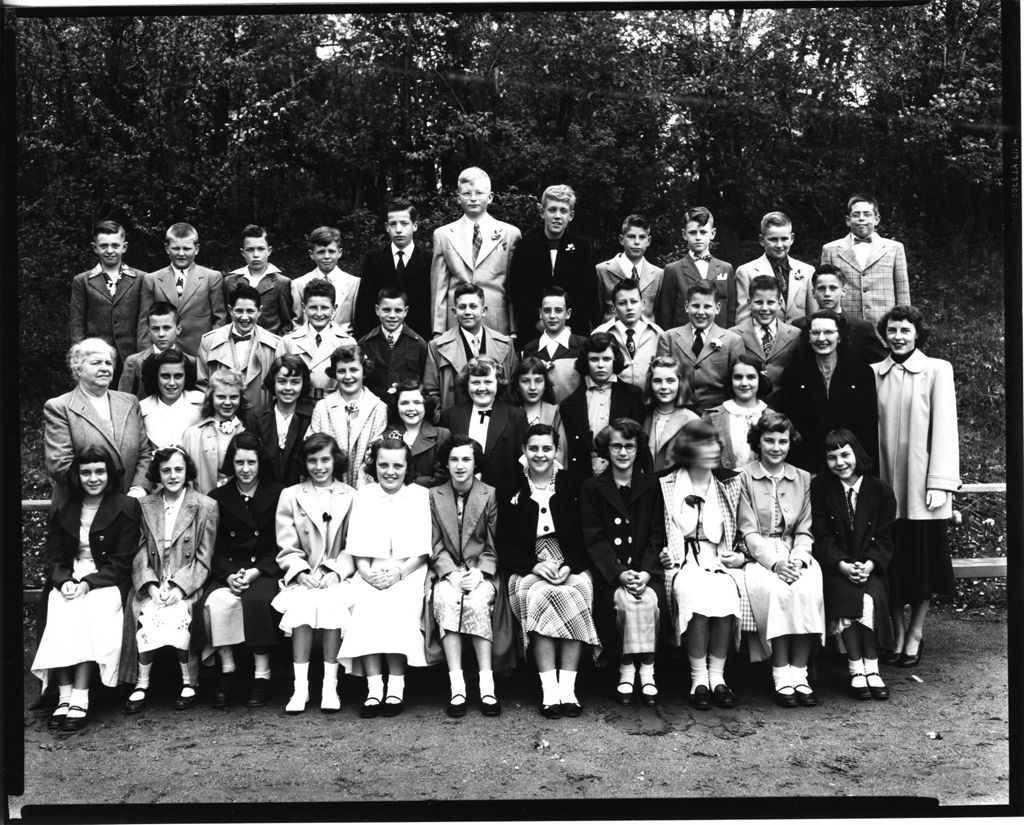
[898,641,924,668]
[640,686,659,708]
[849,677,871,700]
[866,676,890,700]
[880,651,901,666]
[48,703,70,729]
[689,684,712,710]
[381,697,404,717]
[560,701,582,718]
[712,684,736,708]
[615,683,636,706]
[540,703,562,719]
[445,696,467,718]
[773,688,798,708]
[795,689,819,707]
[61,708,88,731]
[246,678,271,708]
[124,689,148,715]
[481,697,502,717]
[213,673,235,710]
[174,688,199,710]
[359,698,381,719]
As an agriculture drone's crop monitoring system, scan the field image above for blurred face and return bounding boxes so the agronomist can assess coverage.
[93,231,126,268]
[809,318,840,357]
[613,289,643,327]
[212,384,241,420]
[447,444,476,487]
[457,178,492,219]
[813,274,845,311]
[650,366,679,407]
[309,242,340,275]
[686,294,718,330]
[759,430,790,468]
[885,318,918,355]
[454,295,485,332]
[306,445,335,487]
[159,452,188,494]
[607,431,638,473]
[518,371,546,405]
[684,219,715,255]
[731,363,759,403]
[78,461,109,498]
[540,296,570,334]
[749,289,781,325]
[759,224,793,262]
[587,347,615,385]
[376,447,408,493]
[468,372,498,408]
[274,370,303,406]
[230,298,259,334]
[396,389,426,428]
[826,444,858,482]
[333,360,363,397]
[845,201,879,239]
[148,313,181,351]
[376,297,408,333]
[157,363,186,404]
[620,225,651,263]
[385,210,417,249]
[692,438,722,470]
[524,434,556,475]
[166,235,198,270]
[77,348,114,392]
[541,198,573,239]
[240,235,272,275]
[304,296,336,331]
[233,448,260,487]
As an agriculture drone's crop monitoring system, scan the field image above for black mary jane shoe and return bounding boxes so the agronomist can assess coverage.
[174,687,199,711]
[381,697,404,717]
[794,687,819,707]
[540,702,562,720]
[849,677,872,701]
[772,688,798,708]
[689,684,712,710]
[48,703,70,729]
[124,689,148,715]
[213,673,235,710]
[615,683,637,706]
[560,701,582,718]
[866,675,890,701]
[61,707,88,732]
[639,685,659,708]
[359,698,381,719]
[712,684,736,708]
[246,678,271,708]
[445,696,467,718]
[480,696,502,717]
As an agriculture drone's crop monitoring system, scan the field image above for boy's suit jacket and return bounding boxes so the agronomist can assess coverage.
[727,319,800,404]
[593,318,665,392]
[819,233,910,326]
[655,323,744,412]
[243,400,314,486]
[657,255,737,330]
[290,267,360,332]
[197,325,281,411]
[429,479,498,578]
[558,379,644,477]
[70,265,145,364]
[793,312,886,365]
[509,227,601,337]
[354,245,432,339]
[276,324,355,396]
[139,264,228,357]
[521,333,587,402]
[357,325,428,399]
[223,268,294,337]
[595,256,664,324]
[734,254,815,325]
[439,401,528,497]
[117,345,197,397]
[424,325,518,415]
[430,215,521,336]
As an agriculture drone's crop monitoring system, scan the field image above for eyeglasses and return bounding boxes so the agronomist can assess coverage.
[609,442,638,453]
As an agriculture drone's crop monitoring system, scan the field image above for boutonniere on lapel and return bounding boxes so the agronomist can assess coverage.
[542,359,556,372]
[564,243,576,253]
[708,336,725,353]
[511,491,521,506]
[344,401,359,417]
[490,228,503,242]
[217,419,240,435]
[792,271,805,281]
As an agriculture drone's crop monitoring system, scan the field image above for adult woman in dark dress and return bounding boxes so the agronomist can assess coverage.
[244,354,314,486]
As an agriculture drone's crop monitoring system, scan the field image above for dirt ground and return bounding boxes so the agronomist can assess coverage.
[9,606,1011,818]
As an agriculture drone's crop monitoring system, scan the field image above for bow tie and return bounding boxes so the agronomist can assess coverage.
[587,383,610,394]
[693,253,712,262]
[853,236,873,244]
[231,331,252,343]
[476,409,492,424]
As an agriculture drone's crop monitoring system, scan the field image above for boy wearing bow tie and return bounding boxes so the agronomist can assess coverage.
[357,286,428,399]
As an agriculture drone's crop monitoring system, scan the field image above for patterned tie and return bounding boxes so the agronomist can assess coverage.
[846,487,856,528]
[761,324,774,357]
[175,270,185,297]
[470,335,480,356]
[691,330,703,357]
[773,265,789,303]
[472,224,482,266]
[104,273,119,297]
[315,333,322,348]
[386,332,395,348]
[396,249,405,275]
[625,328,636,357]
[631,265,638,279]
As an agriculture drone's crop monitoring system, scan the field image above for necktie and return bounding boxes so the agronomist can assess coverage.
[692,330,704,357]
[630,265,638,280]
[386,332,395,348]
[315,333,322,348]
[761,324,774,356]
[470,335,480,357]
[773,264,789,302]
[175,271,185,297]
[396,249,405,275]
[472,224,482,265]
[477,409,491,424]
[625,328,636,357]
[104,273,119,297]
[846,487,856,527]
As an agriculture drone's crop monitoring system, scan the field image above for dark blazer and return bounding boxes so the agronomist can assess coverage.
[558,380,645,476]
[358,325,428,399]
[509,228,601,337]
[811,473,896,650]
[657,255,737,330]
[520,333,587,402]
[70,266,145,365]
[244,400,314,487]
[222,271,294,337]
[440,401,528,498]
[405,421,452,488]
[429,479,498,578]
[793,313,887,365]
[44,493,141,604]
[354,244,432,340]
[496,470,590,575]
[206,480,285,582]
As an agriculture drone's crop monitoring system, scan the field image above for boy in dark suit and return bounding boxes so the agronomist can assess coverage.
[520,286,587,403]
[354,200,432,340]
[793,265,887,364]
[222,224,293,337]
[657,206,737,330]
[727,275,800,404]
[357,286,428,399]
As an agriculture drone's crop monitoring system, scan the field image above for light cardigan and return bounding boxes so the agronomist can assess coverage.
[345,482,432,560]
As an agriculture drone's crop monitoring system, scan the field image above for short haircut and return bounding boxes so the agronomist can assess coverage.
[668,418,722,468]
[166,222,198,242]
[385,199,419,223]
[93,220,125,239]
[593,417,649,461]
[302,278,337,305]
[219,431,265,478]
[685,281,719,303]
[200,368,249,418]
[146,445,198,485]
[523,422,559,449]
[147,301,180,324]
[228,282,261,309]
[377,286,408,305]
[877,304,931,349]
[67,445,122,496]
[811,263,847,287]
[540,285,571,308]
[364,436,416,484]
[748,274,781,300]
[438,432,484,471]
[385,380,436,427]
[67,338,116,381]
[799,309,850,348]
[643,355,694,408]
[541,184,575,210]
[574,331,625,376]
[824,427,874,474]
[846,193,879,215]
[263,354,312,401]
[141,348,197,398]
[760,211,792,233]
[327,342,373,378]
[458,167,490,189]
[453,283,485,304]
[621,214,651,234]
[747,410,801,455]
[610,278,643,302]
[683,206,713,226]
[299,432,348,481]
[307,226,341,248]
[730,353,773,401]
[458,354,509,394]
[240,224,268,245]
[506,357,557,406]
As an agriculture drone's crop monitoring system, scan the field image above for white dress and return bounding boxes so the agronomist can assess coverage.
[139,391,204,449]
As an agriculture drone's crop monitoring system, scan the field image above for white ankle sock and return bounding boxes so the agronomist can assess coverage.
[219,646,236,673]
[638,662,657,694]
[791,665,812,693]
[57,684,73,706]
[847,658,865,676]
[323,661,339,683]
[862,656,880,675]
[67,688,89,717]
[136,662,152,690]
[688,656,709,693]
[478,670,495,700]
[539,670,559,705]
[179,661,194,694]
[253,653,271,681]
[366,674,384,703]
[448,669,466,701]
[386,674,405,701]
[707,655,727,690]
[618,662,637,692]
[558,669,578,704]
[292,661,309,685]
[772,665,795,693]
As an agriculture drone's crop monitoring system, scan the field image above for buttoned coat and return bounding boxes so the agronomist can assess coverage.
[243,401,313,487]
[430,215,521,335]
[357,325,428,400]
[734,254,815,325]
[736,462,814,569]
[276,324,355,396]
[275,480,356,584]
[440,401,528,498]
[872,350,960,520]
[655,323,744,412]
[423,325,518,415]
[793,313,886,365]
[593,319,665,393]
[43,386,153,506]
[138,264,228,356]
[819,233,910,326]
[657,255,737,330]
[644,406,701,471]
[559,380,644,477]
[198,324,281,411]
[308,390,388,489]
[117,345,197,397]
[407,422,452,488]
[727,319,801,404]
[354,245,432,339]
[595,255,664,325]
[70,265,145,364]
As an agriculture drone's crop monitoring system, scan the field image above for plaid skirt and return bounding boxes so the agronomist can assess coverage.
[612,586,659,655]
[508,538,601,655]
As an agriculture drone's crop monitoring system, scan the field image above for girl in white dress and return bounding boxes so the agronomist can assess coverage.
[182,368,248,494]
[138,349,203,448]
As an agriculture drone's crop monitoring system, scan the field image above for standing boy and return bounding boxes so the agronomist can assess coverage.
[657,207,737,330]
[430,167,521,336]
[819,193,910,326]
[509,184,601,338]
[735,211,815,325]
[520,286,587,403]
[354,201,431,340]
[728,275,800,403]
[594,279,664,392]
[277,280,356,400]
[70,220,144,387]
[118,302,197,397]
[424,284,517,416]
[138,222,228,357]
[656,282,743,412]
[290,226,360,336]
[794,264,887,364]
[595,214,664,324]
[357,286,428,399]
[222,224,294,337]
